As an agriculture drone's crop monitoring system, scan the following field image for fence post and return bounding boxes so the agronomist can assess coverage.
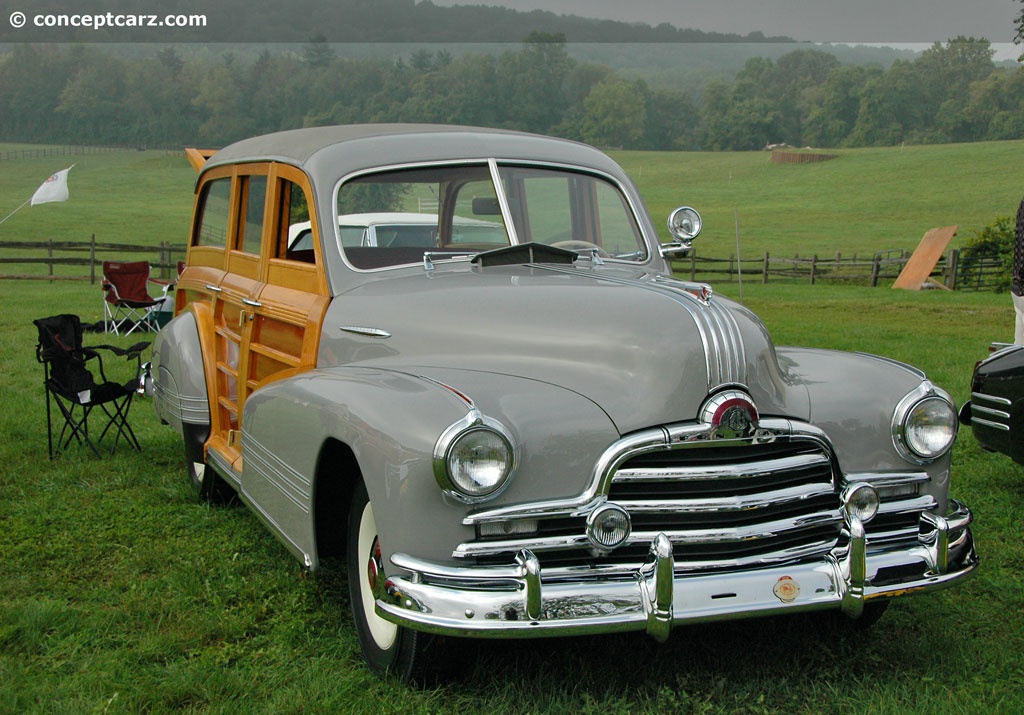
[871,254,881,287]
[762,251,769,284]
[946,248,959,290]
[810,254,818,285]
[89,234,96,284]
[689,250,696,281]
[47,240,54,281]
[159,242,169,279]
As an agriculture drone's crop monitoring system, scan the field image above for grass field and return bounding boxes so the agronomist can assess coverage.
[2,141,1024,713]
[2,139,1024,261]
[2,280,1022,714]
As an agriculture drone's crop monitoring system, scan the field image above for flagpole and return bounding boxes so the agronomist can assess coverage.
[0,199,30,226]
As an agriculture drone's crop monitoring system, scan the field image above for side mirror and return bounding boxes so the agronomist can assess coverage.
[661,206,702,257]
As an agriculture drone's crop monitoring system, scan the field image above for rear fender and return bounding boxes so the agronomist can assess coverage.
[151,308,211,434]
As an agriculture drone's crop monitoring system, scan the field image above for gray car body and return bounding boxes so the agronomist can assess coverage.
[151,124,974,639]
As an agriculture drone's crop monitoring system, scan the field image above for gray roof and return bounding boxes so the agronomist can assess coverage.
[204,124,626,181]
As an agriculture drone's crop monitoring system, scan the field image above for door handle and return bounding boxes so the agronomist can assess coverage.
[241,298,262,308]
[205,284,222,292]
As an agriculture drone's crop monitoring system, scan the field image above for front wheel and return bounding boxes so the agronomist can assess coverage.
[346,479,456,684]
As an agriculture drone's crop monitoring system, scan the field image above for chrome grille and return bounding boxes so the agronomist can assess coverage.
[607,440,842,569]
[461,435,846,574]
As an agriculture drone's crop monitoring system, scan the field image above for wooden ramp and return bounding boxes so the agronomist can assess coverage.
[892,226,957,290]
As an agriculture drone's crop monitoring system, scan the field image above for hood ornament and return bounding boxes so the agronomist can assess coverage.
[700,389,759,439]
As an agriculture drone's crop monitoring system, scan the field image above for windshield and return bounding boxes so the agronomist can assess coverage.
[335,163,647,270]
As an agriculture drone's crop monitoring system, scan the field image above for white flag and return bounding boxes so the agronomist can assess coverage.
[30,165,74,206]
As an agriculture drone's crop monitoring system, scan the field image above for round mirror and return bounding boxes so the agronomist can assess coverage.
[667,207,702,241]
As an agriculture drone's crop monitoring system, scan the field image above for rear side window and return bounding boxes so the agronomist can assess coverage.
[194,177,231,248]
[239,176,267,255]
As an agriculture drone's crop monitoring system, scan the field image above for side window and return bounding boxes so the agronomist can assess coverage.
[193,177,231,248]
[238,175,267,255]
[277,179,315,263]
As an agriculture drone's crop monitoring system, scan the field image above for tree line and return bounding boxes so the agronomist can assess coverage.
[1,34,1022,152]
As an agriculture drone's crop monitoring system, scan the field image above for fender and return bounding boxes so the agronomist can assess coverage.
[241,367,481,570]
[151,308,212,434]
[778,346,952,508]
[241,366,621,571]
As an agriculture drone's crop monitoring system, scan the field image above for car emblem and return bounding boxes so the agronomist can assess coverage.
[773,576,800,603]
[700,390,759,439]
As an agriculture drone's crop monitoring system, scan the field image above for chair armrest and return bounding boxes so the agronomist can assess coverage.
[102,280,122,301]
[149,277,176,297]
[87,342,150,358]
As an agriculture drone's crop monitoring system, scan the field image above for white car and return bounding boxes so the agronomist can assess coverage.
[287,212,507,256]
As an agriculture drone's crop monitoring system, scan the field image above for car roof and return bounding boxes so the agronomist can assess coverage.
[202,124,627,182]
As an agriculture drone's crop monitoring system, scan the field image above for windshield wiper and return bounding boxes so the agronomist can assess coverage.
[422,251,477,272]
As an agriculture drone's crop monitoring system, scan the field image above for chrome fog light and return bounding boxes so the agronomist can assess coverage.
[434,413,516,502]
[894,388,958,462]
[842,483,880,524]
[587,504,632,550]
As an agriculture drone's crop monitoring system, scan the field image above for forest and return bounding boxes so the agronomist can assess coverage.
[1,33,1021,151]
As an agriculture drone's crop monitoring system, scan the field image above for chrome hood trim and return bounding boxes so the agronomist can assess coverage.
[534,265,747,392]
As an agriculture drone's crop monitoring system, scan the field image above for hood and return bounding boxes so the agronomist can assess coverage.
[320,263,804,434]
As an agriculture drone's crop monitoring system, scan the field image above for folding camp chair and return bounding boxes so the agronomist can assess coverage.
[34,314,149,458]
[102,260,174,334]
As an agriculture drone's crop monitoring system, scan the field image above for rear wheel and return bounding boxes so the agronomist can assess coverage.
[346,479,455,684]
[183,423,233,503]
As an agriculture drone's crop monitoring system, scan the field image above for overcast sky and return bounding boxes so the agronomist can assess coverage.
[431,0,1018,44]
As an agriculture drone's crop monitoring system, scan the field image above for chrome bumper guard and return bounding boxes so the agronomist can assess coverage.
[378,500,976,640]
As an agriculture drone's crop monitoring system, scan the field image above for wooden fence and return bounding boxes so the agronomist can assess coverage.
[0,236,186,283]
[669,247,999,291]
[0,238,1004,292]
[0,145,136,162]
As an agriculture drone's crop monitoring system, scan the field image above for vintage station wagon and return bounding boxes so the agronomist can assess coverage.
[150,124,977,682]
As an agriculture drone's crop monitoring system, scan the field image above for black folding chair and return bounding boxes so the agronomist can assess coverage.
[34,314,149,458]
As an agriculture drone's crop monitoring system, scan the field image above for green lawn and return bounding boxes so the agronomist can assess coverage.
[2,278,1022,714]
[619,140,1024,256]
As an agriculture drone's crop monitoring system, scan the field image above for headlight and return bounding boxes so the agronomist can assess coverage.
[434,413,516,502]
[893,385,958,462]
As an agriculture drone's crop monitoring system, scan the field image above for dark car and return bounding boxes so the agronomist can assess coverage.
[961,343,1024,464]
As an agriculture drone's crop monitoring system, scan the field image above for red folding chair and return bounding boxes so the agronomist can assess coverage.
[102,261,174,335]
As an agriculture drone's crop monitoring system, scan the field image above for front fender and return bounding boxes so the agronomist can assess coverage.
[241,366,621,570]
[778,347,953,509]
[242,367,472,568]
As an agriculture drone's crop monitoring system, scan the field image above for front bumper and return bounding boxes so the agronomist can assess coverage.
[378,500,976,640]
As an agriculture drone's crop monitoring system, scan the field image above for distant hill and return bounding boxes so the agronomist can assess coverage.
[11,0,798,43]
